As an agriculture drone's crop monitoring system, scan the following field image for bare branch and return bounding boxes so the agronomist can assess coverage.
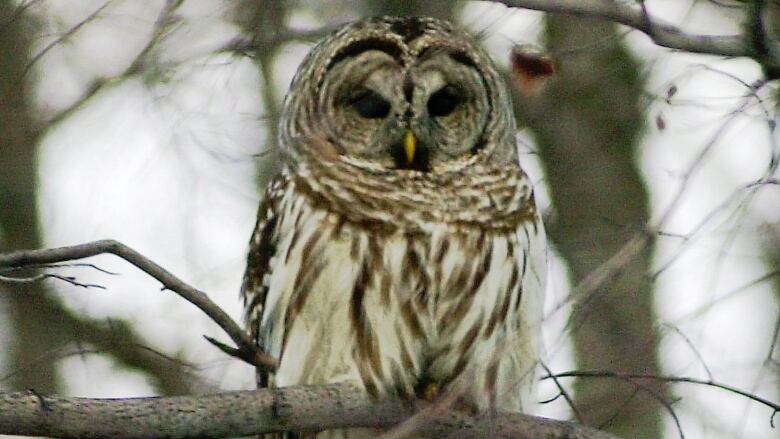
[0,272,106,289]
[546,370,780,413]
[0,240,278,372]
[0,383,622,439]
[20,1,114,81]
[540,361,586,424]
[35,0,185,131]
[0,262,119,275]
[494,0,780,77]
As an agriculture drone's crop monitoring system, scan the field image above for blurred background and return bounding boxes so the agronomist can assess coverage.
[0,1,778,438]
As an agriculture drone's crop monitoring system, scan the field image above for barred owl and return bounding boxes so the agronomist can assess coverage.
[242,16,546,437]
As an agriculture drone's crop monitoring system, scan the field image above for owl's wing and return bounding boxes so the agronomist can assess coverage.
[240,174,288,388]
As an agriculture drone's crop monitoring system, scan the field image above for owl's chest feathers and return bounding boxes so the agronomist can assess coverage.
[263,179,538,398]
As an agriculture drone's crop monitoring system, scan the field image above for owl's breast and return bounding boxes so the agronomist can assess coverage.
[261,177,545,411]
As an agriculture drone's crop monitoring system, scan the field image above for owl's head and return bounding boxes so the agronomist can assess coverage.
[280,16,517,174]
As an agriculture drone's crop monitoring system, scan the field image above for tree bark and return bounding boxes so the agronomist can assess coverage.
[0,383,622,439]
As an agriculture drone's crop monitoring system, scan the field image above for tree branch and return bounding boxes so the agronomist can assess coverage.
[546,370,780,413]
[495,0,780,77]
[0,240,278,372]
[0,383,622,438]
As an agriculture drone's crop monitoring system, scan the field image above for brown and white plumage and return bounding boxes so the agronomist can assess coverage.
[241,16,546,437]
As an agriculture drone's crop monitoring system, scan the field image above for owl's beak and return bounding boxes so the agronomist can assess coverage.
[403,129,416,164]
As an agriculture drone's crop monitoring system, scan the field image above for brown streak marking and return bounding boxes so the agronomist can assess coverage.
[433,268,443,294]
[414,284,429,309]
[421,234,432,259]
[484,281,513,340]
[298,228,324,272]
[329,214,346,240]
[380,273,392,309]
[460,321,482,353]
[509,264,523,313]
[469,241,493,298]
[485,361,499,409]
[368,236,383,276]
[443,292,476,336]
[284,224,301,264]
[401,299,425,340]
[404,238,429,308]
[350,260,370,331]
[507,285,521,324]
[506,235,515,259]
[428,343,449,364]
[356,353,380,397]
[445,264,470,300]
[390,361,414,399]
[475,229,487,251]
[404,237,422,273]
[435,238,450,266]
[447,322,483,382]
[351,259,385,382]
[522,226,532,256]
[291,197,305,230]
[399,333,416,372]
[349,234,360,261]
[364,323,385,383]
[282,260,325,348]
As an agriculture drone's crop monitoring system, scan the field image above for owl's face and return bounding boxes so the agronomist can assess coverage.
[281,17,517,173]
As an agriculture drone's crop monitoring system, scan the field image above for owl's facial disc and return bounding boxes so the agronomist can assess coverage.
[406,52,490,169]
[320,46,490,172]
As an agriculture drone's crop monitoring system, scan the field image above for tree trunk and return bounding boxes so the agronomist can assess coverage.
[517,16,663,438]
[0,0,63,393]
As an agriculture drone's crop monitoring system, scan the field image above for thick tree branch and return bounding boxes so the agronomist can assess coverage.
[496,0,780,77]
[0,240,278,372]
[0,383,622,438]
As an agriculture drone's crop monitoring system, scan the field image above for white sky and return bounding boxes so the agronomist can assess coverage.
[0,1,778,438]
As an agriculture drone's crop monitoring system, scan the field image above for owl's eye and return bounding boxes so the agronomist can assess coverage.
[348,89,391,119]
[427,86,463,117]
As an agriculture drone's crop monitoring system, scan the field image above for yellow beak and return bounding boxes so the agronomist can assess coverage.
[404,130,416,164]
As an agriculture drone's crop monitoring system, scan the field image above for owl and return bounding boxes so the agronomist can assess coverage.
[241,16,546,437]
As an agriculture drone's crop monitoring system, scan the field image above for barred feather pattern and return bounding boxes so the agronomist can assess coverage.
[240,16,548,438]
[241,156,546,438]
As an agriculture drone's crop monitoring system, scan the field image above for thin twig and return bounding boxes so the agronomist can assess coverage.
[36,0,184,131]
[20,1,114,81]
[545,370,780,413]
[0,240,278,372]
[0,262,119,275]
[621,377,685,439]
[661,324,714,381]
[540,361,585,423]
[0,272,106,289]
